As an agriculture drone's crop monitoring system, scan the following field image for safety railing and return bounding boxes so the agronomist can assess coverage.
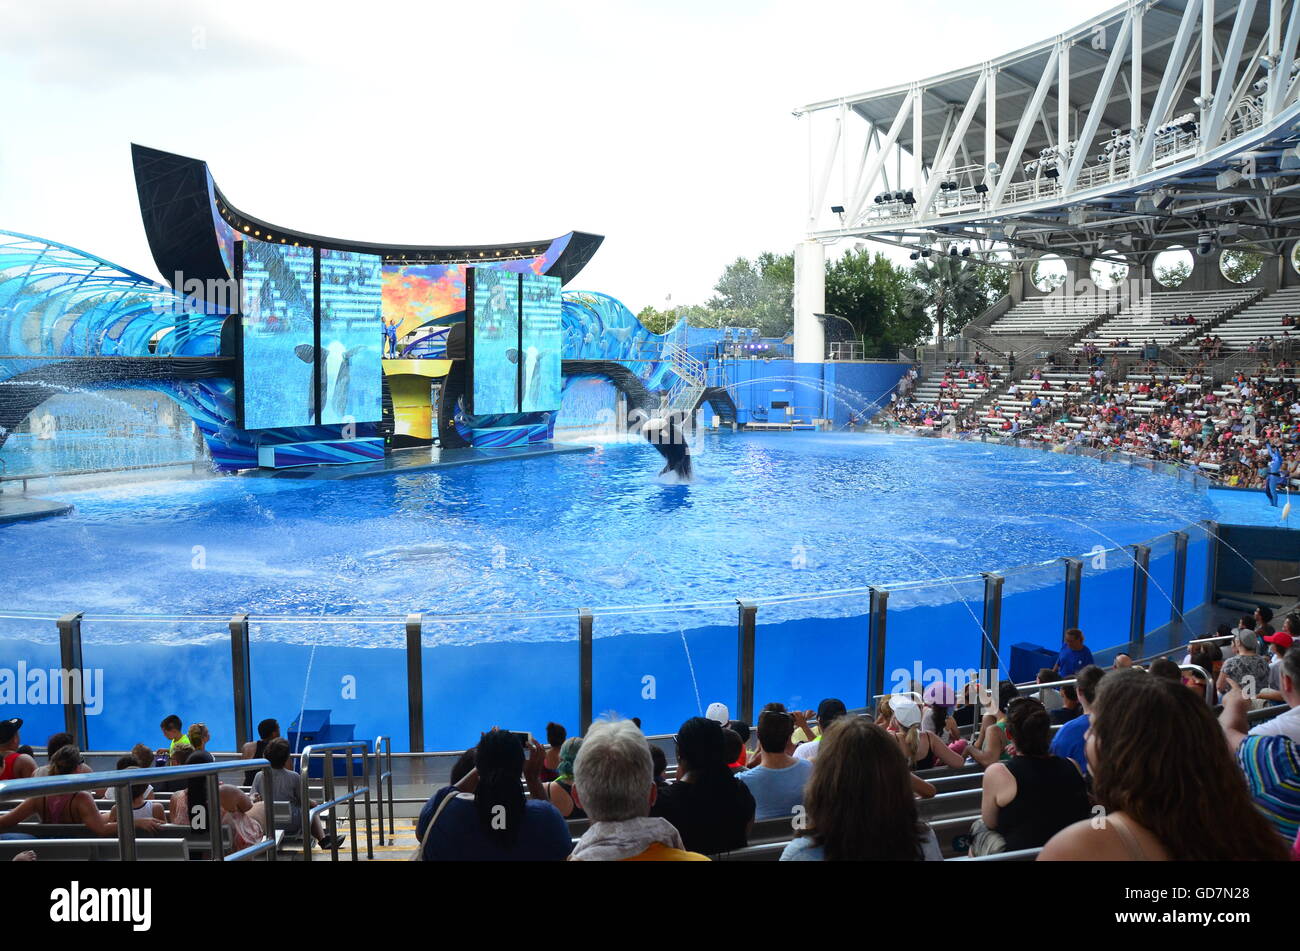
[299,741,373,863]
[374,735,395,846]
[0,758,276,862]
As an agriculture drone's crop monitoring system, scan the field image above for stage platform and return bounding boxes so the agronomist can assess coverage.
[245,441,594,482]
[0,496,73,524]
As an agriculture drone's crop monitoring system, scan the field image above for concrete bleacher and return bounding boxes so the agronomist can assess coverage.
[978,369,1100,426]
[1185,284,1300,352]
[910,363,1005,408]
[1076,287,1258,352]
[984,293,1119,336]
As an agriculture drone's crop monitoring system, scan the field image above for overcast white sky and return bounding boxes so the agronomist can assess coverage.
[0,0,1117,312]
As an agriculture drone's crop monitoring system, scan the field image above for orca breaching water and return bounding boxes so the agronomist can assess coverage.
[642,415,693,480]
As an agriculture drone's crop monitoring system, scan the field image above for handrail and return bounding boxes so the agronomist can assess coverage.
[374,735,394,845]
[0,758,276,862]
[299,741,373,862]
[0,458,208,490]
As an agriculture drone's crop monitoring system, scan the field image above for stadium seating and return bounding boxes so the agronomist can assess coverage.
[1075,287,1258,352]
[1186,285,1300,353]
[984,292,1119,336]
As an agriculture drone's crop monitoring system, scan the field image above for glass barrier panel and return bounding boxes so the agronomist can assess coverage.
[250,617,409,752]
[1184,523,1213,612]
[421,612,579,753]
[1079,546,1135,656]
[78,616,234,752]
[753,590,871,714]
[0,613,65,751]
[1142,533,1179,639]
[591,603,736,741]
[879,576,987,700]
[998,560,1068,679]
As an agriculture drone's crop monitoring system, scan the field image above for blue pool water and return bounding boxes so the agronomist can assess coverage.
[0,432,1249,751]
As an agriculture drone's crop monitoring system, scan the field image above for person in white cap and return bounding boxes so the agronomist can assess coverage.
[889,696,965,770]
[705,702,729,725]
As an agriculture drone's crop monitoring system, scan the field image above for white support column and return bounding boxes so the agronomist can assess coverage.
[1064,12,1134,193]
[1058,41,1071,154]
[912,86,925,192]
[847,98,913,223]
[992,45,1062,208]
[985,65,998,174]
[919,73,987,216]
[1268,0,1300,115]
[1205,0,1260,145]
[793,241,827,364]
[1202,0,1216,136]
[1135,0,1203,173]
[1132,4,1144,136]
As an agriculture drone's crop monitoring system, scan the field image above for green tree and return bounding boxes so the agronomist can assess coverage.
[825,248,925,355]
[908,255,999,340]
[636,305,677,335]
[1220,245,1267,284]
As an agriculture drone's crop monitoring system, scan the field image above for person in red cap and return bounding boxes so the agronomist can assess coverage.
[0,720,36,781]
[1257,632,1298,727]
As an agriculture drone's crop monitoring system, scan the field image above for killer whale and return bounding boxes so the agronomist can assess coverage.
[642,414,692,480]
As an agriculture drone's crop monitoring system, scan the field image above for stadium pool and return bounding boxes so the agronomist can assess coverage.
[0,431,1263,751]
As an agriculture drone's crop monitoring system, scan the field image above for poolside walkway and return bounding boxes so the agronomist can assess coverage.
[0,495,72,524]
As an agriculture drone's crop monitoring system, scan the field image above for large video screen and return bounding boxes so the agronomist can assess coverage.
[519,273,563,413]
[240,241,317,430]
[319,248,384,425]
[468,268,520,416]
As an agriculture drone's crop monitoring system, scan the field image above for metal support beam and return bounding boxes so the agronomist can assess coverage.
[992,45,1061,207]
[867,587,889,702]
[1135,0,1203,173]
[981,573,1004,679]
[1062,558,1083,636]
[1205,0,1259,146]
[404,613,424,753]
[1064,12,1134,193]
[578,608,593,736]
[1129,544,1152,658]
[56,613,87,749]
[919,72,988,216]
[736,600,757,725]
[1171,530,1189,626]
[229,612,253,750]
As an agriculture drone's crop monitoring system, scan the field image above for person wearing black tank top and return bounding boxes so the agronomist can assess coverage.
[968,697,1088,856]
[241,718,280,787]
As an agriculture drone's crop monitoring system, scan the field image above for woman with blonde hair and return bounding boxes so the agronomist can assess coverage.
[187,722,210,752]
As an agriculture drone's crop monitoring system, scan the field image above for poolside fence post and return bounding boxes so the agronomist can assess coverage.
[229,613,253,750]
[736,600,757,725]
[867,588,889,705]
[980,573,1003,679]
[1170,531,1188,629]
[56,612,88,749]
[1062,558,1082,638]
[578,609,593,736]
[1203,520,1220,607]
[405,613,424,753]
[1129,544,1150,659]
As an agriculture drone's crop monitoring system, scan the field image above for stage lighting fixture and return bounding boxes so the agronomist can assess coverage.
[1043,165,1060,179]
[961,247,972,257]
[974,183,989,194]
[1194,95,1213,109]
[902,191,916,205]
[830,204,845,214]
[1196,232,1216,256]
[909,252,920,260]
[920,248,931,258]
[949,246,958,257]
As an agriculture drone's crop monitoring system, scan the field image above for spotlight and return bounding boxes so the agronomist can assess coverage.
[1043,165,1060,179]
[1196,232,1216,256]
[902,191,916,205]
[949,246,959,256]
[830,204,845,214]
[961,247,972,257]
[909,251,920,260]
[920,248,931,258]
[973,183,989,194]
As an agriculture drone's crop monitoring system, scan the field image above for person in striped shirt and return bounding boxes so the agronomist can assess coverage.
[1220,668,1300,844]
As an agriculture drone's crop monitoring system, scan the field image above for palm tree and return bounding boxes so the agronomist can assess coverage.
[910,256,988,342]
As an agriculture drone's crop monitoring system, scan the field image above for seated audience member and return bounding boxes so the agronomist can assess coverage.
[1184,650,1215,698]
[0,746,162,837]
[890,696,966,771]
[1050,665,1104,777]
[794,701,844,763]
[968,698,1089,856]
[1261,631,1293,704]
[921,687,964,753]
[251,737,344,849]
[0,719,37,780]
[649,745,670,796]
[722,729,745,774]
[781,718,942,861]
[568,718,708,861]
[33,733,99,794]
[241,718,280,785]
[1148,657,1183,683]
[105,755,149,806]
[449,748,476,785]
[107,766,165,824]
[414,729,571,861]
[1052,685,1083,725]
[724,720,752,769]
[1221,656,1300,842]
[1041,670,1288,860]
[541,722,566,782]
[543,737,585,819]
[1218,629,1272,700]
[1251,641,1300,743]
[736,710,813,821]
[130,744,154,769]
[169,750,266,853]
[1053,628,1095,678]
[153,743,194,794]
[158,714,191,757]
[1112,653,1133,670]
[1034,669,1064,712]
[968,681,1020,767]
[651,717,755,855]
[952,682,982,730]
[187,722,210,752]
